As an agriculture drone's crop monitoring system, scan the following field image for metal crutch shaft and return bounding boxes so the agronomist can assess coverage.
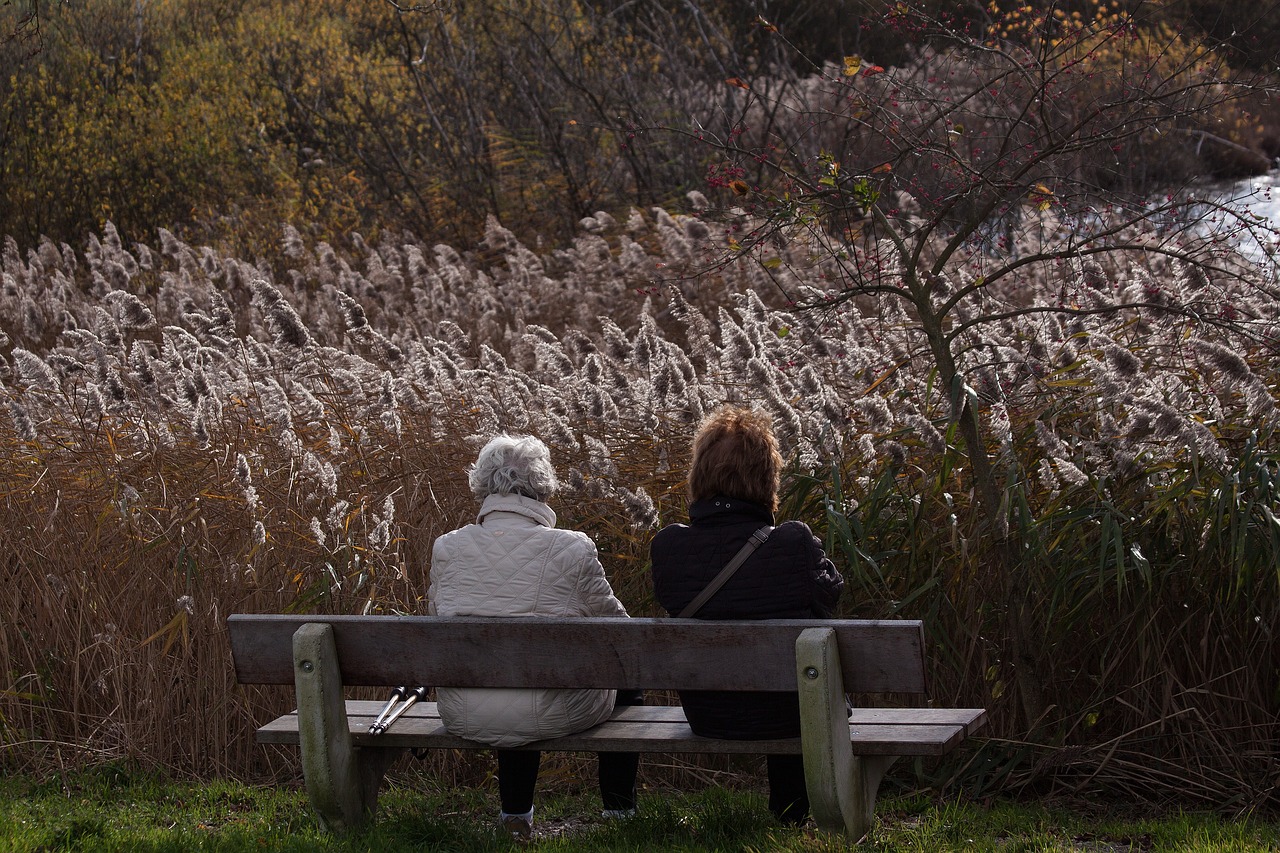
[369,685,407,734]
[372,686,427,735]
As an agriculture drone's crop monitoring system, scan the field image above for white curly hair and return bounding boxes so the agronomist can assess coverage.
[468,434,560,501]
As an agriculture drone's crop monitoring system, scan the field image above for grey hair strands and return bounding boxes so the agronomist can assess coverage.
[468,434,560,502]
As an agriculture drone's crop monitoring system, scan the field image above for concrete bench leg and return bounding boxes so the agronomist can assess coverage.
[796,627,899,840]
[293,623,401,833]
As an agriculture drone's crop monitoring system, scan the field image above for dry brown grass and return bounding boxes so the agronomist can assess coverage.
[0,215,1276,812]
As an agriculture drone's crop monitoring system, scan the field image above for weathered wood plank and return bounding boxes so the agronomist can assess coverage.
[291,623,367,832]
[257,709,972,756]
[331,700,986,734]
[228,616,927,694]
[797,626,868,835]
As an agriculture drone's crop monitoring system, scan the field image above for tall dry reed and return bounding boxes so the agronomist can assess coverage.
[0,212,1276,807]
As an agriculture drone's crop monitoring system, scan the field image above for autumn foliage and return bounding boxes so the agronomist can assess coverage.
[0,0,1277,812]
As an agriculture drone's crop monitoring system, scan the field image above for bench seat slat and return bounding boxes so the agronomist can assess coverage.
[333,699,987,735]
[610,705,989,738]
[255,701,985,756]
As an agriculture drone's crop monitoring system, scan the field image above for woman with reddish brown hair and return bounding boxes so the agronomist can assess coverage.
[650,405,844,826]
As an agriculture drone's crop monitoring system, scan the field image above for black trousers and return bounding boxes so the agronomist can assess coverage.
[496,689,643,815]
[497,749,640,814]
[766,753,809,825]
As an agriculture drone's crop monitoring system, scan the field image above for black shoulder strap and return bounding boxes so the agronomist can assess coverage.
[678,526,773,618]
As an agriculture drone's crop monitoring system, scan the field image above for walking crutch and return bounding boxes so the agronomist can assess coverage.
[368,685,407,734]
[370,686,428,735]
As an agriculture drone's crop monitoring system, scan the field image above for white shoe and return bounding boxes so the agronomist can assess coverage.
[500,812,533,842]
[602,807,637,819]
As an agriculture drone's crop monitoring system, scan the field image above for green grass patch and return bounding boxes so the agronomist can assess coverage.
[1,766,1276,852]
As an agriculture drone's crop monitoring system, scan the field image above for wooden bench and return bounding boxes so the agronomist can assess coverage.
[227,614,986,839]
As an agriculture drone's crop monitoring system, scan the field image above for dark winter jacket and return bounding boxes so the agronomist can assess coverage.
[650,495,844,739]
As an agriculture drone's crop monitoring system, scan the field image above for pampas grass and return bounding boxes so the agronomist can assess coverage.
[0,208,1276,808]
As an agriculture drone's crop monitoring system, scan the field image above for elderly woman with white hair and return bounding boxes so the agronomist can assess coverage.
[428,434,640,841]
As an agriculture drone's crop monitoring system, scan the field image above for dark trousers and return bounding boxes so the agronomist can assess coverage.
[496,689,643,815]
[766,753,809,825]
[497,749,639,814]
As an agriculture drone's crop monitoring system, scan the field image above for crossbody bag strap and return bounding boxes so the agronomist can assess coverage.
[678,525,773,618]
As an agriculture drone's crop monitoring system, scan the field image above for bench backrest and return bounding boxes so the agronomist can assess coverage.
[228,615,928,695]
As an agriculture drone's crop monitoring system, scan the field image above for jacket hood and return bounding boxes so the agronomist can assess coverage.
[476,493,557,528]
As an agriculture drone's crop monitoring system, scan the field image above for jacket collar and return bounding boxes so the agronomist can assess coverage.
[689,495,774,525]
[477,493,557,528]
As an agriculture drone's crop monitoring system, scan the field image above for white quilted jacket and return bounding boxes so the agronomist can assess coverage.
[428,494,628,747]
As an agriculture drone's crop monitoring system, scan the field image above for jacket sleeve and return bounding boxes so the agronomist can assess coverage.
[573,535,629,617]
[805,529,844,617]
[648,524,688,616]
[426,535,447,616]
